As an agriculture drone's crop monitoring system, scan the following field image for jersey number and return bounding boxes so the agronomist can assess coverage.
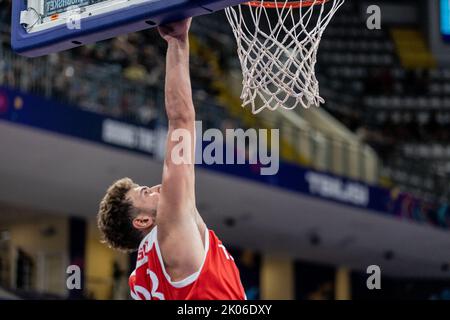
[130,269,165,300]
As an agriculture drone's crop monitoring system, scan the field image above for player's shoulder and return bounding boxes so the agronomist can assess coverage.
[204,228,225,249]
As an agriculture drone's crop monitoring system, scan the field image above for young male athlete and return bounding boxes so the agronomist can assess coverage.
[97,18,246,300]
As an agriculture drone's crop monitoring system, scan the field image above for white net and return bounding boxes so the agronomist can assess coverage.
[225,0,345,114]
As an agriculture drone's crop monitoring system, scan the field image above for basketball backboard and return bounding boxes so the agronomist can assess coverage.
[12,0,247,57]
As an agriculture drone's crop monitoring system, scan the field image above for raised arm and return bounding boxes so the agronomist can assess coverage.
[158,18,195,205]
[156,19,206,279]
[159,19,195,123]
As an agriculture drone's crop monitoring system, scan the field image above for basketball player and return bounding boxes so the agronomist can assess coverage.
[97,18,246,300]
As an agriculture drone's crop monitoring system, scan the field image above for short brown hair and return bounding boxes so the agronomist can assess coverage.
[97,178,142,252]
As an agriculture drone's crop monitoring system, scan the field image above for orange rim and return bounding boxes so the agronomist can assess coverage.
[246,0,329,8]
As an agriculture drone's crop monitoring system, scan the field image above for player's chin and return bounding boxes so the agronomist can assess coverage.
[150,202,158,215]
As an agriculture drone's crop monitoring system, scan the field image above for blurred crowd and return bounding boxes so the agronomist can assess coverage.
[1,0,450,200]
[318,4,450,158]
[315,1,450,200]
[2,0,448,144]
[0,0,234,128]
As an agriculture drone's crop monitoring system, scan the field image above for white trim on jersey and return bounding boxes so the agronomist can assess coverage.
[153,226,210,288]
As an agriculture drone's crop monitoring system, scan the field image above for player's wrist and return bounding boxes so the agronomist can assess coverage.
[166,35,189,46]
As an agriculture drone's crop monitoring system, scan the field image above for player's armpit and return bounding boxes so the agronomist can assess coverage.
[156,216,206,281]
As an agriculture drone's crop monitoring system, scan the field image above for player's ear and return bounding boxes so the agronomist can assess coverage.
[132,213,154,230]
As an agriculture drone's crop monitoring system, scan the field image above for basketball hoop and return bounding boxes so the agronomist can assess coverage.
[225,0,345,114]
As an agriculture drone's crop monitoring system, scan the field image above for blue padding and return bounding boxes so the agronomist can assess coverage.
[12,0,246,57]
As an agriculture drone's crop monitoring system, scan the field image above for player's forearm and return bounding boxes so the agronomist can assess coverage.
[165,38,195,122]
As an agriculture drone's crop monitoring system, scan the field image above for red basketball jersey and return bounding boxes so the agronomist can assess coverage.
[129,226,246,300]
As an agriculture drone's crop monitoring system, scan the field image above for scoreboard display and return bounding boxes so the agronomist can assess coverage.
[441,0,450,41]
[44,0,109,17]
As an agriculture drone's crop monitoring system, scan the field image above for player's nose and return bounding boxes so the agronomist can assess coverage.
[150,184,162,194]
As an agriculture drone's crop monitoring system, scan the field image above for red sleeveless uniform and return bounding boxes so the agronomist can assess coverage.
[129,226,246,300]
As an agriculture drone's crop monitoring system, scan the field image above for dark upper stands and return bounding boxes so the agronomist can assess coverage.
[316,1,450,201]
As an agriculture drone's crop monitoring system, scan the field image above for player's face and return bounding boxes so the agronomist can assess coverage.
[128,184,161,213]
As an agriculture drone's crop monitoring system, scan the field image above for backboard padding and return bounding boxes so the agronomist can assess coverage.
[12,0,247,57]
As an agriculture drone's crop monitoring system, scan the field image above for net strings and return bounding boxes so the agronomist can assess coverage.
[225,0,345,114]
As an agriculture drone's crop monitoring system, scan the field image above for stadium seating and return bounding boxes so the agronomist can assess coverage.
[1,0,448,201]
